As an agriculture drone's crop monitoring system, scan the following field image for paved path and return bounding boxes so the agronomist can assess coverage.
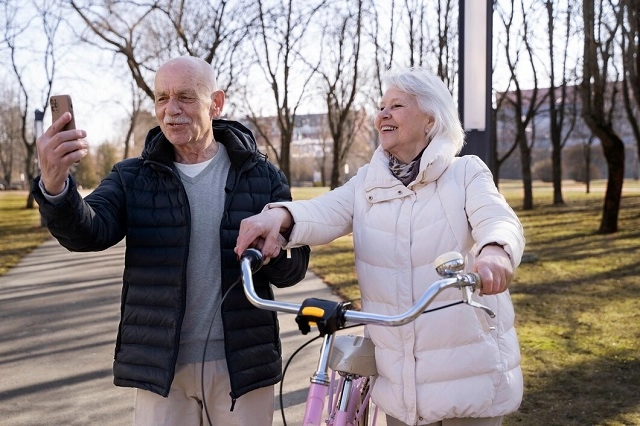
[0,238,356,425]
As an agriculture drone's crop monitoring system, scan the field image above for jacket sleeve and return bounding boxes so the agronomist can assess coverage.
[268,172,358,247]
[259,165,311,288]
[30,171,127,252]
[463,156,525,267]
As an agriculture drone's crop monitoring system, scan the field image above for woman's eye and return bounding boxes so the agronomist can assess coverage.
[378,104,402,111]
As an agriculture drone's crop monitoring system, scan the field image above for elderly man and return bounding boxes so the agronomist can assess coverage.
[32,56,310,426]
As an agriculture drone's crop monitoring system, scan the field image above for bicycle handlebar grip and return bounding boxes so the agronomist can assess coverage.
[241,248,264,273]
[468,271,482,292]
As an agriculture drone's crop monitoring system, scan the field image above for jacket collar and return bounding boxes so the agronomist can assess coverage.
[141,119,264,170]
[364,135,458,199]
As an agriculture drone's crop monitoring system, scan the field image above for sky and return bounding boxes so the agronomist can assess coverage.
[37,47,133,145]
[1,1,137,147]
[2,0,546,149]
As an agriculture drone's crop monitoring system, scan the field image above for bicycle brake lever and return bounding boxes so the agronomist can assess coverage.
[462,285,496,318]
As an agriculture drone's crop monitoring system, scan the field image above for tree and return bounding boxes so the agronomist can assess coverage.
[0,89,24,187]
[620,0,640,164]
[403,0,457,91]
[130,110,158,158]
[367,0,397,104]
[121,81,146,159]
[70,0,252,116]
[498,0,548,210]
[543,0,580,206]
[493,86,519,184]
[1,0,61,208]
[73,148,98,189]
[563,141,603,189]
[245,0,327,183]
[94,141,120,180]
[318,0,366,189]
[581,0,625,233]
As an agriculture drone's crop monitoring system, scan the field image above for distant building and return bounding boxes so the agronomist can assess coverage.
[495,84,639,181]
[245,111,375,186]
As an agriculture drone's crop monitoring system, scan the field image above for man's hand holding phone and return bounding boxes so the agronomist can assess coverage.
[37,95,88,195]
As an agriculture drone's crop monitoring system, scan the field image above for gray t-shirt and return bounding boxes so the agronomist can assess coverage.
[174,144,231,364]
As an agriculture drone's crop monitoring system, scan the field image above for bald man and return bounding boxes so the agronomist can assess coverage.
[32,56,310,425]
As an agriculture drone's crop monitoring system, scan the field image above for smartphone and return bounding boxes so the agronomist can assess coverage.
[50,95,76,131]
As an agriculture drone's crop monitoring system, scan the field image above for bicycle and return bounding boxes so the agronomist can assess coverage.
[239,249,497,426]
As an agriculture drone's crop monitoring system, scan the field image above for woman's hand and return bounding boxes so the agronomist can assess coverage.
[235,207,293,260]
[474,245,513,295]
[37,112,88,195]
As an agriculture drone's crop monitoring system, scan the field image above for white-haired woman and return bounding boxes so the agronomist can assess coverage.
[235,67,525,426]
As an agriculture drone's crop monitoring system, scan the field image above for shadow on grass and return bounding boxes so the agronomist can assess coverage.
[507,356,640,425]
[509,246,640,424]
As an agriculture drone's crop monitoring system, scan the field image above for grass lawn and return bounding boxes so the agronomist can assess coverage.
[0,191,51,276]
[2,180,640,425]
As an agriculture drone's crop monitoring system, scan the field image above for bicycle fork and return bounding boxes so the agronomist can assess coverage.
[329,373,375,426]
[302,334,335,425]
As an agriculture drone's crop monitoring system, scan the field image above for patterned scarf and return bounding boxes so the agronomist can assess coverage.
[388,148,426,186]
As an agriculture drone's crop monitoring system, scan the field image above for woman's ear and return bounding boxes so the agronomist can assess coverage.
[425,115,435,133]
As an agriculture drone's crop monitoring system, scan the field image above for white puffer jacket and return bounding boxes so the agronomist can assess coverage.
[272,135,525,425]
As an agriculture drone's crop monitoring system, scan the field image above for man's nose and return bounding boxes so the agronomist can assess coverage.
[166,98,182,114]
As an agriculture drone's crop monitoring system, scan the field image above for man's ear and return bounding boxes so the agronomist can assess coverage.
[210,90,226,118]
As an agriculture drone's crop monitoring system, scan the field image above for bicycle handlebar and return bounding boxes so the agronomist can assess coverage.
[240,248,495,333]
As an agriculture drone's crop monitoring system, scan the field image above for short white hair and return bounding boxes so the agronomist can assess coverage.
[156,56,219,92]
[382,67,465,153]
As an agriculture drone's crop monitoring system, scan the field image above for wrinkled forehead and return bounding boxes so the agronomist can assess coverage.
[379,87,416,105]
[154,59,216,95]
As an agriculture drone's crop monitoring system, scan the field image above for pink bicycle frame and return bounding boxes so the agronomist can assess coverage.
[303,382,329,425]
[301,332,378,426]
[302,333,334,425]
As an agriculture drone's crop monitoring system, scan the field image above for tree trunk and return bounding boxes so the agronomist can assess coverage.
[330,136,341,190]
[551,144,564,205]
[519,131,534,210]
[279,122,293,184]
[24,144,37,209]
[597,130,625,233]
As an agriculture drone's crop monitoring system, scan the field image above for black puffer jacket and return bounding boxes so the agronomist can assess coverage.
[31,119,310,402]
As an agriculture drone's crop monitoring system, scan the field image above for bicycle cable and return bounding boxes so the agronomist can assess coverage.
[201,276,240,426]
[279,332,322,426]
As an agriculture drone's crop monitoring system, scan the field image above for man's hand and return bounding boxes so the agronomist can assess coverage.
[37,111,88,195]
[235,207,293,260]
[474,245,513,295]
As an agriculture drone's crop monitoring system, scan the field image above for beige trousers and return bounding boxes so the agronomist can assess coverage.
[386,414,503,426]
[133,358,274,426]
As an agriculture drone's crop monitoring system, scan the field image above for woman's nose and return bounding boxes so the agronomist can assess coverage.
[377,107,390,120]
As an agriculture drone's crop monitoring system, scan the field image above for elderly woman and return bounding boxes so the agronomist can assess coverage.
[235,67,525,426]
